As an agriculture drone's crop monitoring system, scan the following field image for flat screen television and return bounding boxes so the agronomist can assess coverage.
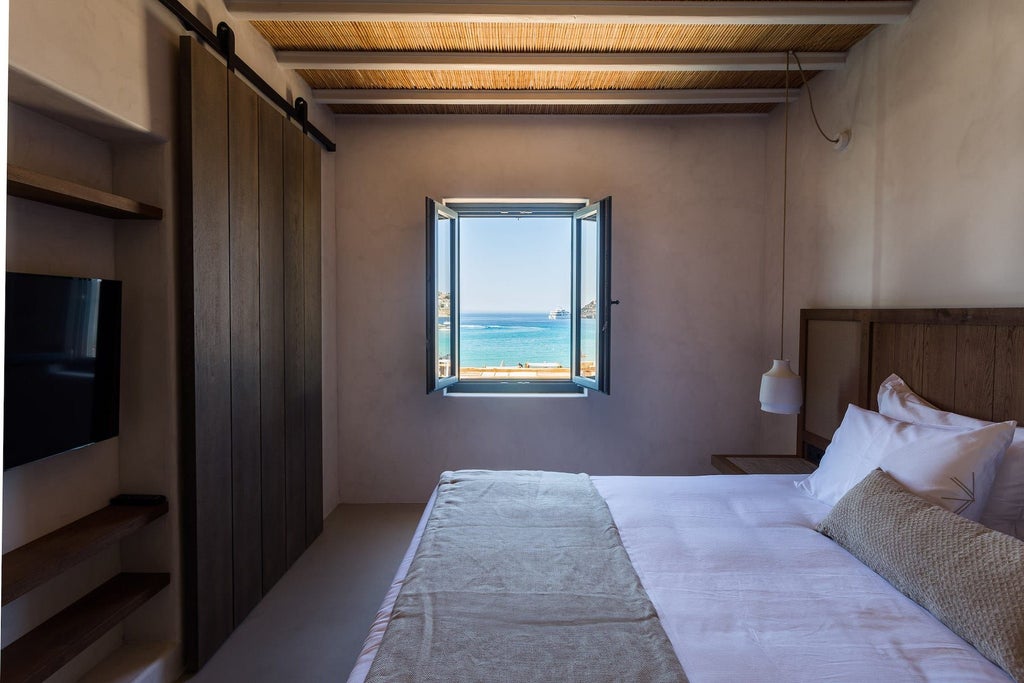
[4,272,122,470]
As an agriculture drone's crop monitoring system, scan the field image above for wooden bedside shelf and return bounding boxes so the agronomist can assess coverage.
[7,164,163,220]
[712,454,817,475]
[2,501,168,606]
[0,572,169,683]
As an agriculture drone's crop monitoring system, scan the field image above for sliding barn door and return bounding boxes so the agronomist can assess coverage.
[180,36,323,672]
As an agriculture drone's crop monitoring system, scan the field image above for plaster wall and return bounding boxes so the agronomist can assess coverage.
[9,0,332,140]
[759,0,1024,452]
[335,115,769,503]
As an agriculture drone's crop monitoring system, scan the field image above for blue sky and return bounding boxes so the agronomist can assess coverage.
[460,216,571,313]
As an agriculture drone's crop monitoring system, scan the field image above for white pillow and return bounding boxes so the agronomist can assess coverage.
[798,404,968,506]
[878,420,1015,521]
[878,373,1024,538]
[877,373,986,429]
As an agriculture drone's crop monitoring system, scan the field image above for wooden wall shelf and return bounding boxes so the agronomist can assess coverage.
[7,164,163,220]
[2,501,169,606]
[0,572,169,683]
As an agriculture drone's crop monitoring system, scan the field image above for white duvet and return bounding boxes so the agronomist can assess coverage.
[349,474,1011,682]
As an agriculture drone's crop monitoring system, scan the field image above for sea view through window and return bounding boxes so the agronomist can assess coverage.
[436,213,597,381]
[438,311,597,380]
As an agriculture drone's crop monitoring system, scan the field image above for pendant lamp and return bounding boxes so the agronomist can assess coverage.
[759,52,850,414]
[760,359,802,414]
[760,52,802,415]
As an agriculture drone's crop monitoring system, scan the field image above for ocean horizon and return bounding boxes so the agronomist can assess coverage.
[439,311,596,368]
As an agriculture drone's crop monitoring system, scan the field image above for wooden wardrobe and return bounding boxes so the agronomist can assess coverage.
[179,36,323,671]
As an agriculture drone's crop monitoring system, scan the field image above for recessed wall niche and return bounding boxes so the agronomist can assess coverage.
[4,84,179,682]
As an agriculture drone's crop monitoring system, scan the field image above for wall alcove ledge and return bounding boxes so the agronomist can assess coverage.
[7,164,163,221]
[4,65,182,683]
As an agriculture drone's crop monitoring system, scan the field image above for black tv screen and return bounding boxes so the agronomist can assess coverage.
[4,272,122,470]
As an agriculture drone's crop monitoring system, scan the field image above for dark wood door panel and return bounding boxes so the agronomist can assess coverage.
[180,36,325,671]
[283,122,308,567]
[228,72,263,627]
[303,136,324,543]
[180,36,233,671]
[258,98,288,594]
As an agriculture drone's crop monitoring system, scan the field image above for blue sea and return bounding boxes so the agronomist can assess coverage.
[438,312,596,368]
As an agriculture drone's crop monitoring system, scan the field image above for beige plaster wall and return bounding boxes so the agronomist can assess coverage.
[9,0,332,140]
[759,0,1024,452]
[335,115,769,503]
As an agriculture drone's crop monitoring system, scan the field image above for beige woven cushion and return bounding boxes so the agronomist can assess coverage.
[818,469,1024,682]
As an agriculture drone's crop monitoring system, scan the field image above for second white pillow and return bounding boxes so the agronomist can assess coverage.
[879,420,1016,521]
[877,373,1024,538]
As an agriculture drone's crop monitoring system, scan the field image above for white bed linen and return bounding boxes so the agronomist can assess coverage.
[348,475,1011,683]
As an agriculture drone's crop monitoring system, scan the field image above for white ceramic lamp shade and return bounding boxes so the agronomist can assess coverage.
[759,359,802,414]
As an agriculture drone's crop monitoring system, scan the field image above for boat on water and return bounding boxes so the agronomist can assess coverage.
[548,308,569,320]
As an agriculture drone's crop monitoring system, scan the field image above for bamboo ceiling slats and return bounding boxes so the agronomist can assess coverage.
[239,2,902,115]
[233,0,912,25]
[326,102,777,115]
[253,21,877,53]
[299,68,816,90]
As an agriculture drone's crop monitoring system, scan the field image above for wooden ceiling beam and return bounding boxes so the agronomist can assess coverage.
[312,88,797,105]
[228,1,913,25]
[279,51,847,72]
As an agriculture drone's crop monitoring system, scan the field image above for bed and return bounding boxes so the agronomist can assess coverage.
[349,308,1024,683]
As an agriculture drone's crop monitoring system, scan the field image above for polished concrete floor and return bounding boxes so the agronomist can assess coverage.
[187,504,423,683]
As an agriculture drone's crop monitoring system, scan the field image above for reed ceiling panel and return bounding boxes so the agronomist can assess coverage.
[300,68,816,90]
[253,21,879,53]
[326,102,775,115]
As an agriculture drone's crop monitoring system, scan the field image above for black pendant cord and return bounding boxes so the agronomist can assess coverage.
[779,51,790,361]
[155,0,336,152]
[790,51,841,147]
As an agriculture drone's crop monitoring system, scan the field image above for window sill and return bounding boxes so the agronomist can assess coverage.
[443,381,587,397]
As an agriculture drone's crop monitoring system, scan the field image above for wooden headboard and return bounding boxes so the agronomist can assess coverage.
[798,308,1024,460]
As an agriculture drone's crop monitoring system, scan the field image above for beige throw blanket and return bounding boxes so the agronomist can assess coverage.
[365,470,688,683]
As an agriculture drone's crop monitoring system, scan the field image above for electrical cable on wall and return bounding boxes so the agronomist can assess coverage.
[791,51,852,152]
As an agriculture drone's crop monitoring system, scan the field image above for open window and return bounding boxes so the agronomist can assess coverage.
[571,198,613,394]
[426,198,458,393]
[426,196,613,396]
